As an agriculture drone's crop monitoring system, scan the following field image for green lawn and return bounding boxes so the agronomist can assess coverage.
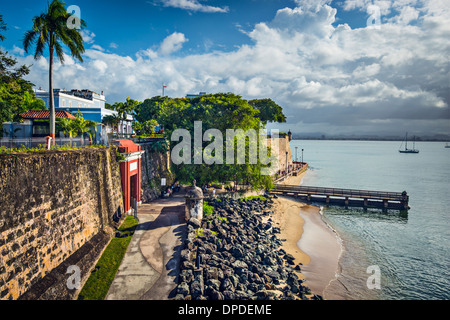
[77,215,139,300]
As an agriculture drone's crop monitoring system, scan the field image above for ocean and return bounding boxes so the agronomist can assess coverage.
[289,140,450,300]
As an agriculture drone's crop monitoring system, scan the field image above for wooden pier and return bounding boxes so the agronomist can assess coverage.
[271,184,409,210]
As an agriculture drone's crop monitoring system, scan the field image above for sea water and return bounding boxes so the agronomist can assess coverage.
[289,140,450,300]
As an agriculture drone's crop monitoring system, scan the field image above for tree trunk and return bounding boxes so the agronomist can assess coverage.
[49,46,55,145]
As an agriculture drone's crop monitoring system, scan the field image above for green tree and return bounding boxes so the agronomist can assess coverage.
[23,0,86,144]
[113,96,140,121]
[102,114,121,133]
[248,98,286,125]
[73,110,97,146]
[134,96,167,123]
[163,93,274,189]
[1,14,45,124]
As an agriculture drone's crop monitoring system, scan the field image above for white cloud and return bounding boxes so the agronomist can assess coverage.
[91,44,105,52]
[12,45,25,56]
[158,32,188,55]
[80,30,96,44]
[17,0,449,136]
[109,42,119,49]
[157,0,229,13]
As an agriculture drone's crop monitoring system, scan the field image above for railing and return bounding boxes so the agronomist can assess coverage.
[273,184,405,201]
[0,137,92,149]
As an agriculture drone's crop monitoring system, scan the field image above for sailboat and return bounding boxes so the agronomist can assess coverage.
[399,132,419,153]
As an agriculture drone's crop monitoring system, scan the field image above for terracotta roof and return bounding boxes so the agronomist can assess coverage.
[19,110,76,119]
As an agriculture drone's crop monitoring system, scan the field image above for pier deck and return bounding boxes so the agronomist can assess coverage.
[271,184,409,210]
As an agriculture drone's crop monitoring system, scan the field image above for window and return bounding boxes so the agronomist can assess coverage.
[62,99,65,107]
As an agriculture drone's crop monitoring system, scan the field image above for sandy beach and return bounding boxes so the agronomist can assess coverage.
[271,170,343,299]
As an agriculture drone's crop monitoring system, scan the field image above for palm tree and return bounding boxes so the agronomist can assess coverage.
[84,120,98,145]
[56,117,77,147]
[73,111,97,147]
[23,0,86,145]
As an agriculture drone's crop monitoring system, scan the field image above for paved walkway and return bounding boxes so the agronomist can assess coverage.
[105,192,186,300]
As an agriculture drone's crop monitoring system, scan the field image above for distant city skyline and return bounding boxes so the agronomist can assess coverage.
[1,0,449,137]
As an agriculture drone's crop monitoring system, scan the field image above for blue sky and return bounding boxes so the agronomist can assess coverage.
[1,0,449,137]
[1,0,368,56]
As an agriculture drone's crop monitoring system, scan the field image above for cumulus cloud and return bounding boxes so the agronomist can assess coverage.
[156,0,229,13]
[158,32,188,55]
[80,30,95,44]
[16,0,450,136]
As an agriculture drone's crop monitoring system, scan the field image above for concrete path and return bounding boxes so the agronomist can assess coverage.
[105,192,186,300]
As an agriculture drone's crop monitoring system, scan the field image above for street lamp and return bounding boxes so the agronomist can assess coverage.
[286,151,288,174]
[301,149,304,166]
[295,146,298,162]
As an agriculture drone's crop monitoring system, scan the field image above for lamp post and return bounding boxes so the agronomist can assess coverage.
[295,146,298,162]
[286,151,288,174]
[301,148,304,166]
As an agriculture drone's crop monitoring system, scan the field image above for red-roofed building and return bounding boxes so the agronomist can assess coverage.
[18,110,76,137]
[19,110,76,120]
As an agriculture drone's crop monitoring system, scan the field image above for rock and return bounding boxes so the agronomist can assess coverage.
[204,267,219,280]
[177,282,190,296]
[190,280,204,298]
[182,260,195,270]
[222,290,236,300]
[179,269,194,283]
[205,287,224,300]
[180,249,191,262]
[231,259,248,270]
[220,278,235,292]
[206,279,221,291]
[263,256,277,266]
[188,217,201,228]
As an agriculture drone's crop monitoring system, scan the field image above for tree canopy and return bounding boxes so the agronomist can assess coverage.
[0,14,46,124]
[135,93,286,190]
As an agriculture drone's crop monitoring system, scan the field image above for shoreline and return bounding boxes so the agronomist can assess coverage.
[271,170,344,299]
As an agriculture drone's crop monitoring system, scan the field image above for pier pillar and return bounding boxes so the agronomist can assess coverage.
[307,194,311,202]
[364,198,368,207]
[383,199,389,208]
[326,195,330,204]
[345,197,349,206]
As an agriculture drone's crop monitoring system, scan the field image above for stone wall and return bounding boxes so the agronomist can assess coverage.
[139,142,175,203]
[0,147,123,300]
[266,134,293,176]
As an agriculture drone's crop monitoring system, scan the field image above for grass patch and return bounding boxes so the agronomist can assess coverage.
[203,201,214,216]
[239,195,267,201]
[77,215,139,300]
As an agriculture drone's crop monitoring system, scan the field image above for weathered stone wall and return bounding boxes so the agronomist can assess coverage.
[266,135,293,176]
[0,147,123,300]
[139,143,175,203]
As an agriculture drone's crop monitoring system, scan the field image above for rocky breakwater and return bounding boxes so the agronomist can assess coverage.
[175,197,322,300]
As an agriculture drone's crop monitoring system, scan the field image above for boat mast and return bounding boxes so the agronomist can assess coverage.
[405,132,408,150]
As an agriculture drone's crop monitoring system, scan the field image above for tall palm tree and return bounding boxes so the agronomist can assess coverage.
[23,0,86,145]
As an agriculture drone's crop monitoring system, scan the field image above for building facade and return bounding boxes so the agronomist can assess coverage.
[34,88,134,142]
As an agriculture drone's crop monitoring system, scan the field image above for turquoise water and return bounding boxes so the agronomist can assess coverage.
[289,140,450,300]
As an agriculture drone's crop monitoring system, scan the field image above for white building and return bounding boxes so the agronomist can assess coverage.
[34,88,134,139]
